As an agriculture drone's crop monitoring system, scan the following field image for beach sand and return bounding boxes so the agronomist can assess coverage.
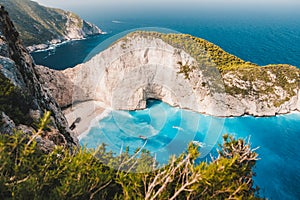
[63,101,108,137]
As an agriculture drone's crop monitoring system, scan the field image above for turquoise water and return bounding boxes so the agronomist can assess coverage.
[80,100,300,199]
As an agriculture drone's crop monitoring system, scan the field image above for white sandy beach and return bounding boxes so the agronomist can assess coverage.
[63,101,110,137]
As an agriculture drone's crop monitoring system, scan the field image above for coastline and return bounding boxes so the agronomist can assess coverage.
[64,100,300,139]
[77,109,112,141]
[27,33,108,53]
[63,101,110,138]
[28,39,80,53]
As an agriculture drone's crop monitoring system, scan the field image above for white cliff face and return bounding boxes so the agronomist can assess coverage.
[297,91,300,109]
[62,35,207,113]
[64,13,102,40]
[38,34,300,117]
[64,13,84,40]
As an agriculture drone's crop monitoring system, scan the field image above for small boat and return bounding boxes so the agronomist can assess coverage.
[192,141,205,147]
[139,135,147,140]
[172,126,184,131]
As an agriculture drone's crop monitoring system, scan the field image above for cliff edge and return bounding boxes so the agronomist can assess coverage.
[37,32,300,118]
[0,6,78,150]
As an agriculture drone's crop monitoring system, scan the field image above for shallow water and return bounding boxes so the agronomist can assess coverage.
[80,100,300,199]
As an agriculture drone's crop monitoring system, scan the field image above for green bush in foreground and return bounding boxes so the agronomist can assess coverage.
[0,133,262,200]
[0,114,262,199]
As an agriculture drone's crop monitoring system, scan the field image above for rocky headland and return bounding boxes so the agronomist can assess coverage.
[36,32,299,134]
[0,0,103,52]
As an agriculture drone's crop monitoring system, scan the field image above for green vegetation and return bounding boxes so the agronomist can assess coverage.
[0,0,83,46]
[0,73,32,125]
[177,61,197,80]
[119,31,257,71]
[0,113,262,199]
[119,31,299,106]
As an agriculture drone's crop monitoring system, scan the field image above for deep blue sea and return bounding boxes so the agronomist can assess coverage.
[31,13,300,70]
[31,11,300,199]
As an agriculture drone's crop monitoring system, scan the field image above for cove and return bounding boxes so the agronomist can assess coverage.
[80,100,300,199]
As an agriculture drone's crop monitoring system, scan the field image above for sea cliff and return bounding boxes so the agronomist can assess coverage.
[36,32,300,118]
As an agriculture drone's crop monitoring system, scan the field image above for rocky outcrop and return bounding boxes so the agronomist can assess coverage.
[0,0,102,52]
[0,112,15,135]
[64,12,102,39]
[35,65,78,108]
[82,20,102,37]
[37,32,300,117]
[0,6,78,150]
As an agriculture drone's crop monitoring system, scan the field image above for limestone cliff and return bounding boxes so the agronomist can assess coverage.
[37,32,300,117]
[0,0,102,51]
[0,6,78,150]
